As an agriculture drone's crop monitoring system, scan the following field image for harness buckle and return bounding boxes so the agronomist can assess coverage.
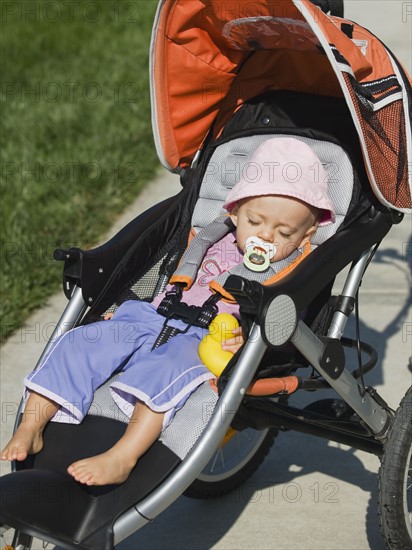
[152,285,222,349]
[156,285,221,329]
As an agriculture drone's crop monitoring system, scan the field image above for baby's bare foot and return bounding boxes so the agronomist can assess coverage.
[0,427,44,462]
[67,449,136,486]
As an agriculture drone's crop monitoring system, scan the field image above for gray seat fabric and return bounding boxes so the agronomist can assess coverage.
[89,134,355,460]
[88,377,217,459]
[160,382,218,459]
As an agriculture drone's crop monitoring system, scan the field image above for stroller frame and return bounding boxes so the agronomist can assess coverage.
[1,150,409,550]
[112,251,393,545]
[2,0,411,548]
[5,201,400,549]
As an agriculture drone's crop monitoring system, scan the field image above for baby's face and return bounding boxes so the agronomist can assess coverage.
[230,195,318,262]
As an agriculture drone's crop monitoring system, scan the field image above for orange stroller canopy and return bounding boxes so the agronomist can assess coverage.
[150,0,412,213]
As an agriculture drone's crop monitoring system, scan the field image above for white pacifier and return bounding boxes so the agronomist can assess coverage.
[243,237,276,272]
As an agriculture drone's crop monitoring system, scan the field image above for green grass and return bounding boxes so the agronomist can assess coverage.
[1,0,160,341]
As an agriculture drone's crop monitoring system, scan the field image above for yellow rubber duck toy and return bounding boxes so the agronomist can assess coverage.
[198,313,240,376]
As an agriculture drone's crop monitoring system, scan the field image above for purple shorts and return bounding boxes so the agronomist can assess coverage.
[25,301,213,428]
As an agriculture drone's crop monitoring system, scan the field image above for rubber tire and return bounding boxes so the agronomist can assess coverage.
[378,385,412,549]
[184,427,278,499]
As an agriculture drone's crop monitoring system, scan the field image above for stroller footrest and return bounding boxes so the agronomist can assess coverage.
[0,417,181,550]
[0,469,104,549]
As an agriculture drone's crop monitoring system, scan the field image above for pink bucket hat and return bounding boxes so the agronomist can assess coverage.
[223,138,335,226]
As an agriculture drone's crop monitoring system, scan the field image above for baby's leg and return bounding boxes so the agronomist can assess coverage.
[67,402,164,486]
[1,391,59,462]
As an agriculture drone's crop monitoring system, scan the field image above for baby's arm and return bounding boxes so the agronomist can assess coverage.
[103,312,114,320]
[221,326,244,354]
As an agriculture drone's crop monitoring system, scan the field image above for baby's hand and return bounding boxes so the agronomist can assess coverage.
[221,327,244,354]
[103,312,114,321]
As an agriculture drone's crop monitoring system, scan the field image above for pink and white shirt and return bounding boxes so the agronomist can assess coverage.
[152,232,242,317]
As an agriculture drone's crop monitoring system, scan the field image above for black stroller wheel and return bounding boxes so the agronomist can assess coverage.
[184,427,277,499]
[378,386,412,549]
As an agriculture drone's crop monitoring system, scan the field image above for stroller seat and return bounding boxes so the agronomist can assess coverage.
[0,92,380,549]
[1,0,411,548]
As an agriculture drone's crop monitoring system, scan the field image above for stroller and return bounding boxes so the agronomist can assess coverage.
[1,0,411,548]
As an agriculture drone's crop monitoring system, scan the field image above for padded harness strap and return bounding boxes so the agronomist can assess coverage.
[154,215,312,347]
[170,214,307,297]
[170,214,233,289]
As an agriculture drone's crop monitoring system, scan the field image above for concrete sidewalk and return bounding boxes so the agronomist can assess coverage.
[1,2,411,549]
[0,169,182,479]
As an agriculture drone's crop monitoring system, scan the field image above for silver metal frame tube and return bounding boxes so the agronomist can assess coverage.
[328,249,372,339]
[319,249,390,433]
[32,286,87,371]
[114,249,388,543]
[292,321,389,434]
[113,323,268,544]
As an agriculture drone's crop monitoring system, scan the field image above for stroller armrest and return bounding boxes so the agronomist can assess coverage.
[224,209,395,324]
[54,193,183,304]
